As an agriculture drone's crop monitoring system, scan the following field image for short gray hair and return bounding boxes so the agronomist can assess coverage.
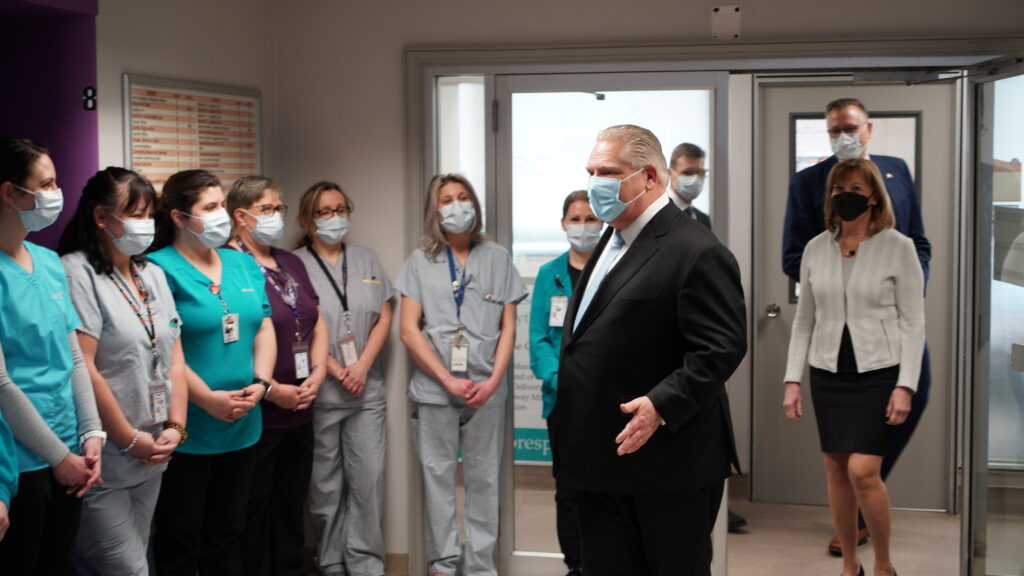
[596,125,668,188]
[227,175,281,231]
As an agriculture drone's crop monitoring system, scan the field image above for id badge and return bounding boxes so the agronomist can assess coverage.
[151,381,169,422]
[549,295,569,327]
[450,341,469,373]
[222,313,240,344]
[338,335,359,367]
[293,342,310,379]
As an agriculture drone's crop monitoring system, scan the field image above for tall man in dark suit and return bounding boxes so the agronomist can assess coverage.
[557,125,747,576]
[783,97,932,556]
[667,142,712,229]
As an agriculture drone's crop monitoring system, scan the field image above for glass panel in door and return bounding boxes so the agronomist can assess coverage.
[973,72,1024,575]
[504,80,716,561]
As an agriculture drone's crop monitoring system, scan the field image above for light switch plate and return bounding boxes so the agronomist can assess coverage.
[712,5,742,40]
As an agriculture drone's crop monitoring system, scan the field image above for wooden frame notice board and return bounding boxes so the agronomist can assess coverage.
[123,74,262,192]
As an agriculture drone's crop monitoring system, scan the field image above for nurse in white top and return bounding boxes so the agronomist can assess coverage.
[395,173,527,576]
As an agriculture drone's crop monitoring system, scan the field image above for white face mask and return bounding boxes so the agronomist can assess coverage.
[14,185,64,232]
[315,215,350,245]
[674,174,705,202]
[245,211,284,246]
[439,200,476,234]
[830,132,865,161]
[108,217,155,256]
[565,223,602,253]
[184,208,231,248]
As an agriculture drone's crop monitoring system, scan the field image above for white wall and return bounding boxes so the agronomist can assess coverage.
[96,0,279,176]
[95,0,1024,564]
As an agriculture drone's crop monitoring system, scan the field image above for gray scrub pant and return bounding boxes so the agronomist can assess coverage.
[72,472,162,576]
[308,402,387,576]
[411,402,504,576]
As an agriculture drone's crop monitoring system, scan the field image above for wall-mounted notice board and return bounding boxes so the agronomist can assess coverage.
[123,74,261,192]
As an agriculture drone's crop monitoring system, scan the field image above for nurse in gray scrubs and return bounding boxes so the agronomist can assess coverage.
[396,173,527,576]
[58,167,188,576]
[293,181,393,576]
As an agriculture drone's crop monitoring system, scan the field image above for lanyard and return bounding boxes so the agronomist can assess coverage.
[553,275,565,297]
[109,262,159,374]
[309,245,352,334]
[236,236,302,341]
[445,244,472,325]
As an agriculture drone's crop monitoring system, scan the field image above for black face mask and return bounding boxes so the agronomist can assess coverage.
[832,192,871,222]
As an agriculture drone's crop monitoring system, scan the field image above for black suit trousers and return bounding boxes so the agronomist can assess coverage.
[577,480,725,576]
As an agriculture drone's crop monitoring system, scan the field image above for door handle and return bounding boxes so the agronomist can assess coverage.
[766,303,781,319]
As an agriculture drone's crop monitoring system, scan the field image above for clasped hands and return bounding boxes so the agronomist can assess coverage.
[442,374,500,408]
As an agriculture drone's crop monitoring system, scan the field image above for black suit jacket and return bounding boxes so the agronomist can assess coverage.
[556,203,746,494]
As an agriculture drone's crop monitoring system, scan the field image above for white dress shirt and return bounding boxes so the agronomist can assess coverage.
[589,193,670,276]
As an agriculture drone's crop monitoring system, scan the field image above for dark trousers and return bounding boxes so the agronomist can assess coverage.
[857,345,932,529]
[242,422,314,576]
[153,445,257,576]
[547,407,582,569]
[0,467,82,575]
[577,480,725,576]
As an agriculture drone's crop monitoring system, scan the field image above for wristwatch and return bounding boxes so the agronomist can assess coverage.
[80,430,107,449]
[163,422,188,445]
[253,377,272,400]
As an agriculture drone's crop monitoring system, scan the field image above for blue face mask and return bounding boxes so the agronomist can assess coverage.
[587,168,646,223]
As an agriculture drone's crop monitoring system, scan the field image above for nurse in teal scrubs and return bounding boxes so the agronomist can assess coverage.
[528,190,600,576]
[0,411,14,541]
[149,169,275,576]
[0,138,104,572]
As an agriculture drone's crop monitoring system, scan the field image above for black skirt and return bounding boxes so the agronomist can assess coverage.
[809,327,900,456]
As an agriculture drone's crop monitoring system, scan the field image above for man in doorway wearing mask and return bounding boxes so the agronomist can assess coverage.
[557,125,746,575]
[782,97,932,557]
[667,143,712,229]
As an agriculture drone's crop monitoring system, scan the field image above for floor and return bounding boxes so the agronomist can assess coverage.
[512,468,963,575]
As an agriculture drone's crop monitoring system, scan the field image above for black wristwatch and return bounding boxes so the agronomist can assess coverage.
[253,377,272,400]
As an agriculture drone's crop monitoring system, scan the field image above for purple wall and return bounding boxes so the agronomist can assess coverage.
[0,0,98,249]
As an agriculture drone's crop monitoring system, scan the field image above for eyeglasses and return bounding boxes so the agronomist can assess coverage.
[826,123,867,137]
[315,207,352,218]
[249,203,288,216]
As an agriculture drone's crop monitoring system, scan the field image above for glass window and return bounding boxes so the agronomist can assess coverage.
[511,89,712,277]
[979,73,1024,575]
[436,76,487,227]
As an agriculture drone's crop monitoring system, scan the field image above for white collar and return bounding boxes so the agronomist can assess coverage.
[620,193,669,246]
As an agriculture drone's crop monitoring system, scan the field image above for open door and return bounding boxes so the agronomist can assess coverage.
[966,54,1024,576]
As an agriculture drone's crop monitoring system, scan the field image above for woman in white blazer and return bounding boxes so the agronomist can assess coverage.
[782,158,924,576]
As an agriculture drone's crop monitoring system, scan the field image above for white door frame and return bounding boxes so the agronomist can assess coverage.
[493,70,730,576]
[405,40,1024,576]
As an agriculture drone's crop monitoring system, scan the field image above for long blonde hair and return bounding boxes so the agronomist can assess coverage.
[419,173,486,259]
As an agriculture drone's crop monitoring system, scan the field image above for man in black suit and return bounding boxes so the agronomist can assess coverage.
[667,142,712,229]
[557,125,747,576]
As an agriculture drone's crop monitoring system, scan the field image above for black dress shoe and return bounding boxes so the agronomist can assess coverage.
[728,510,748,532]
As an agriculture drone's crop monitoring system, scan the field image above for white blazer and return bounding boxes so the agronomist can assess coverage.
[784,227,925,392]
